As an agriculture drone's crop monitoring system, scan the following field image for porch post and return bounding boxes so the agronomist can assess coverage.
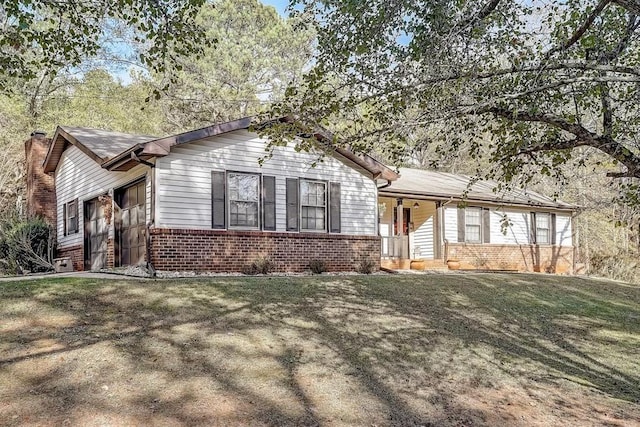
[434,201,442,259]
[396,198,406,258]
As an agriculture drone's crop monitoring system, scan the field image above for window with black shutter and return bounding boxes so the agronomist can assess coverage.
[286,178,299,231]
[64,199,78,236]
[263,176,276,231]
[329,182,341,233]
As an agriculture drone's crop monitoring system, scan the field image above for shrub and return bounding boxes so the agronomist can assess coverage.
[309,259,327,274]
[357,258,376,274]
[0,216,56,274]
[242,256,275,275]
[589,251,640,283]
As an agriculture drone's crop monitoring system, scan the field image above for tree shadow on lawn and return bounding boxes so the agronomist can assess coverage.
[352,273,640,399]
[0,274,639,426]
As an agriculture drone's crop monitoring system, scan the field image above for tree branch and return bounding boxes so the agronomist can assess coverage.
[456,0,502,32]
[487,107,640,178]
[545,0,612,58]
[613,0,640,15]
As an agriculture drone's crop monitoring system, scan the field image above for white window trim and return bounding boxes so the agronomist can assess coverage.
[465,207,482,243]
[65,199,78,236]
[300,179,328,233]
[535,212,551,245]
[227,172,261,230]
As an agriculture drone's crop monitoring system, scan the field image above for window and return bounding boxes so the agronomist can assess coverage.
[227,172,260,228]
[535,213,551,244]
[64,199,78,236]
[300,180,326,231]
[465,207,482,243]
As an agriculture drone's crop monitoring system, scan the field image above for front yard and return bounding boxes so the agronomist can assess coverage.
[1,273,639,426]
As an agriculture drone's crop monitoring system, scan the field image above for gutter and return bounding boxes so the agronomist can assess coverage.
[100,143,145,170]
[378,190,576,212]
[377,180,392,190]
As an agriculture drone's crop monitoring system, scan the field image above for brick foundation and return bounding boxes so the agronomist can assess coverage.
[57,245,84,271]
[149,228,380,272]
[447,243,574,274]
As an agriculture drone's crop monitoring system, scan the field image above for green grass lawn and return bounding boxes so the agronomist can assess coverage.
[1,273,639,426]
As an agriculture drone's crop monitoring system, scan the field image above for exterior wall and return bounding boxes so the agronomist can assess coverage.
[488,208,531,244]
[555,214,573,246]
[150,228,380,272]
[154,129,378,235]
[25,134,56,225]
[444,206,573,246]
[411,202,436,259]
[55,146,151,258]
[447,243,574,274]
[444,206,459,243]
[379,197,394,256]
[57,244,83,271]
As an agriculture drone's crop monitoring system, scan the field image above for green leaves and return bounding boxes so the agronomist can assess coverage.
[0,0,210,93]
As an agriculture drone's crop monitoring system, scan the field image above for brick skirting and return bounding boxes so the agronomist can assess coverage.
[57,245,84,271]
[149,228,381,272]
[447,243,574,274]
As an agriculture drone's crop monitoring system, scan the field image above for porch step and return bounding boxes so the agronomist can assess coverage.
[381,258,447,271]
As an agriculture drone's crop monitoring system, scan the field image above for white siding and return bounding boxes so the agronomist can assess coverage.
[155,130,377,235]
[412,202,436,259]
[378,197,394,238]
[556,214,572,246]
[56,146,150,248]
[444,205,573,247]
[444,206,458,243]
[490,208,531,245]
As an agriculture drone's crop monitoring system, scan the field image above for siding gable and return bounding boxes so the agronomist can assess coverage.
[55,146,150,247]
[155,130,377,235]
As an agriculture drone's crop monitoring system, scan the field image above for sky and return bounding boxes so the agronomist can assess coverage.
[262,0,289,16]
[110,0,291,84]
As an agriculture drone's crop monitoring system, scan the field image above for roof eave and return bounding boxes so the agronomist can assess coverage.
[378,189,576,211]
[101,144,145,171]
[43,126,105,173]
[139,117,253,157]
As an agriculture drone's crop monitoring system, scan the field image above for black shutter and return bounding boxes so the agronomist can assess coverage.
[551,213,557,245]
[457,207,465,243]
[530,212,537,244]
[286,178,299,231]
[329,182,341,233]
[211,171,226,229]
[63,202,67,236]
[70,199,78,233]
[483,207,491,243]
[263,176,276,231]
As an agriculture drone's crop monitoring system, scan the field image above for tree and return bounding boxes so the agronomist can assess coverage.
[0,0,210,93]
[157,0,314,131]
[264,0,640,191]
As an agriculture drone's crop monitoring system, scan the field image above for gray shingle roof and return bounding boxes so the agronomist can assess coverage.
[60,126,158,160]
[382,168,575,210]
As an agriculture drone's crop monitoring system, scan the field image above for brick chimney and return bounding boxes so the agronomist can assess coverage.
[25,131,56,225]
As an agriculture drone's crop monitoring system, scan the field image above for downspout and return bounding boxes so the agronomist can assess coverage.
[131,152,157,278]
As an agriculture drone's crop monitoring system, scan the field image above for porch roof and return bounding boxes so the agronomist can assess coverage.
[379,168,576,211]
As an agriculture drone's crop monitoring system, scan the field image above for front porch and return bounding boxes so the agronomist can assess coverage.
[378,196,447,271]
